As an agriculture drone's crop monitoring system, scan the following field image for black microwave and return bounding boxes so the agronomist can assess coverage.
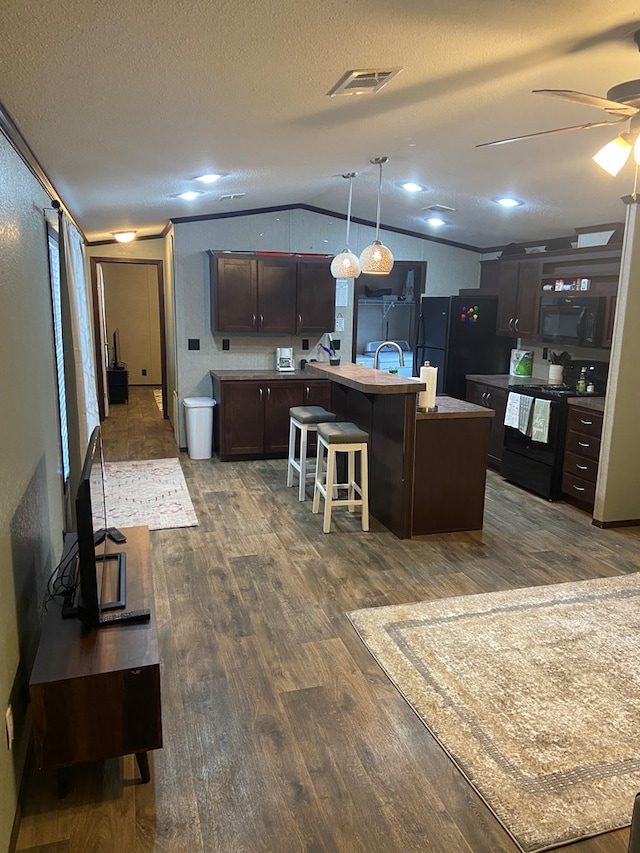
[538,295,606,347]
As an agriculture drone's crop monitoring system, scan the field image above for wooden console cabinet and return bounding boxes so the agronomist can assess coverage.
[29,526,162,784]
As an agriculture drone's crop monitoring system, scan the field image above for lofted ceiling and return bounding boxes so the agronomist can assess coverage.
[2,0,640,250]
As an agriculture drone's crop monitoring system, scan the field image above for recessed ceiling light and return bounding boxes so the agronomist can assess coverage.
[426,217,445,227]
[195,173,222,184]
[178,191,202,201]
[112,231,137,243]
[402,182,424,193]
[497,197,521,208]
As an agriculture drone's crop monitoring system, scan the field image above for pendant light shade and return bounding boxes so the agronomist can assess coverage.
[593,133,633,176]
[331,173,360,279]
[360,156,394,275]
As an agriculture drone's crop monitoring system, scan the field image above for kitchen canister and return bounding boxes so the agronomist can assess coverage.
[509,349,533,377]
[548,364,564,384]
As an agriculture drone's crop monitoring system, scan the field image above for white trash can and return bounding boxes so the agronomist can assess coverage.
[183,397,217,460]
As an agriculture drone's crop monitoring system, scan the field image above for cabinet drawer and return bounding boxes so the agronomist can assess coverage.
[567,407,603,438]
[561,471,596,507]
[565,430,601,461]
[563,451,598,484]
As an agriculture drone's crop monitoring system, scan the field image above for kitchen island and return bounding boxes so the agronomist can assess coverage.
[307,363,493,538]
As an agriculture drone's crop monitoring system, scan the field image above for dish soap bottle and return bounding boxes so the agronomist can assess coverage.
[576,367,587,393]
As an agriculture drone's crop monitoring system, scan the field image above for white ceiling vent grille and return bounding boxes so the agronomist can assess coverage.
[219,193,246,201]
[327,68,402,97]
[421,204,456,214]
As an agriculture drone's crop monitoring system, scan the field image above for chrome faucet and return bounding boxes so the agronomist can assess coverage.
[373,341,405,370]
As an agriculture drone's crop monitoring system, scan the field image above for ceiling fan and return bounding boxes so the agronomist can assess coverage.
[477,29,640,175]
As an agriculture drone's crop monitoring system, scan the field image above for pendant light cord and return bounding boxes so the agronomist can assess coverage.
[374,161,383,241]
[345,175,354,247]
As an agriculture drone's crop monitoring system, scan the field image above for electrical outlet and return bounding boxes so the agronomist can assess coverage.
[333,339,341,351]
[141,368,147,376]
[5,705,14,750]
[188,338,200,350]
[222,339,230,351]
[302,338,309,351]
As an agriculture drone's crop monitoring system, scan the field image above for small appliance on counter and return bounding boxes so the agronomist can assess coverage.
[276,347,295,372]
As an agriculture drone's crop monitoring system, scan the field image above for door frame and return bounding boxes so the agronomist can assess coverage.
[89,257,167,421]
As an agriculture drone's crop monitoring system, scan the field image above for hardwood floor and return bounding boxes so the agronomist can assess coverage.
[16,386,640,852]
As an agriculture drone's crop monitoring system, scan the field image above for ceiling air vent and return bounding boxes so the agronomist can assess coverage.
[421,204,456,214]
[218,193,246,202]
[327,68,402,97]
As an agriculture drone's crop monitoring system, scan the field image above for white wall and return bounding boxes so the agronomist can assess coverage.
[172,209,481,445]
[0,134,66,852]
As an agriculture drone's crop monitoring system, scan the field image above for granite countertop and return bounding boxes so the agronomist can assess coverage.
[466,374,533,390]
[567,396,606,413]
[416,396,495,420]
[210,369,312,381]
[306,362,425,395]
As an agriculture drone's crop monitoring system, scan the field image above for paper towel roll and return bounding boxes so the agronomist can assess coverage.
[418,362,438,409]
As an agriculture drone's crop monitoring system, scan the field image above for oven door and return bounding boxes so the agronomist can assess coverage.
[500,396,568,499]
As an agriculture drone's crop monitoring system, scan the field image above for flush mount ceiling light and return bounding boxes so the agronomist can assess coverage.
[195,173,222,184]
[331,172,360,279]
[496,197,522,208]
[112,231,137,243]
[402,182,425,193]
[178,190,202,201]
[359,157,394,275]
[426,217,445,227]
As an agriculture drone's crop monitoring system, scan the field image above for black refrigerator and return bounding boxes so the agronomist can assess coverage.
[414,295,517,400]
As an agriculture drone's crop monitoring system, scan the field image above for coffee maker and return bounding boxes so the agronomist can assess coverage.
[276,347,295,372]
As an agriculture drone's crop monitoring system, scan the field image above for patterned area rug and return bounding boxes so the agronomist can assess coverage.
[348,574,640,853]
[102,458,198,530]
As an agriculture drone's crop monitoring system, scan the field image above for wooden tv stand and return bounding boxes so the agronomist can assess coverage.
[29,526,162,790]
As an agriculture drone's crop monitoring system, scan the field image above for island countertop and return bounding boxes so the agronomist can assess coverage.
[306,361,425,394]
[416,396,495,420]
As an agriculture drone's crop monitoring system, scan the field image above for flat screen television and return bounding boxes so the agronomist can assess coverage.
[63,425,127,628]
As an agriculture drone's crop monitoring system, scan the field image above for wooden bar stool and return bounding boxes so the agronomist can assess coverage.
[287,406,336,501]
[312,422,369,533]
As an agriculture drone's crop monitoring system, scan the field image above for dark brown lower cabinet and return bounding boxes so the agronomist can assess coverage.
[466,380,508,467]
[561,405,604,512]
[212,377,331,461]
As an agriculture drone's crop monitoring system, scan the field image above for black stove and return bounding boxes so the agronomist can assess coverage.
[508,382,602,401]
[502,360,609,500]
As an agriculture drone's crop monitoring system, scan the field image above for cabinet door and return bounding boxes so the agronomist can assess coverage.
[465,380,486,408]
[220,381,265,457]
[296,260,335,335]
[513,260,541,337]
[303,379,332,409]
[258,258,297,334]
[264,381,305,454]
[496,261,519,335]
[483,386,508,466]
[211,255,258,333]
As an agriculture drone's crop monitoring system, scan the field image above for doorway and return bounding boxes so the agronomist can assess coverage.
[352,260,427,371]
[90,257,167,422]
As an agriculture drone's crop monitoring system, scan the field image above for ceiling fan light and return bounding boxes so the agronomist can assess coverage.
[633,134,640,166]
[331,250,361,278]
[359,240,394,274]
[592,135,632,176]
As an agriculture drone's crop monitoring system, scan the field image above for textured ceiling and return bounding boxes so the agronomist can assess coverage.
[2,0,640,249]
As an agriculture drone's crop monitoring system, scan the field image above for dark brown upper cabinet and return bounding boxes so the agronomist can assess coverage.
[209,252,335,336]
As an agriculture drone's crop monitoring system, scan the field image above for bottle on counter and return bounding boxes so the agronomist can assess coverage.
[576,367,587,393]
[587,381,595,393]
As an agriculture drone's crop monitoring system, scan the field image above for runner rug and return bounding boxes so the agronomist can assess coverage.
[102,458,198,530]
[348,573,640,852]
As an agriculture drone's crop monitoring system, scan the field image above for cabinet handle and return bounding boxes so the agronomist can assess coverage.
[267,386,271,400]
[252,313,257,328]
[580,419,593,426]
[576,464,588,470]
[305,386,310,399]
[486,392,492,405]
[260,314,264,325]
[572,485,586,492]
[481,391,488,404]
[514,318,520,332]
[578,441,590,447]
[259,388,263,401]
[508,318,514,331]
[298,314,302,326]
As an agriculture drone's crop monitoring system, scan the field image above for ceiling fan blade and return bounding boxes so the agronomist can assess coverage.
[476,117,627,148]
[533,89,639,117]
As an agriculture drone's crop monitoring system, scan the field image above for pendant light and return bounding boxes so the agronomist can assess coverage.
[359,156,394,275]
[330,173,361,279]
